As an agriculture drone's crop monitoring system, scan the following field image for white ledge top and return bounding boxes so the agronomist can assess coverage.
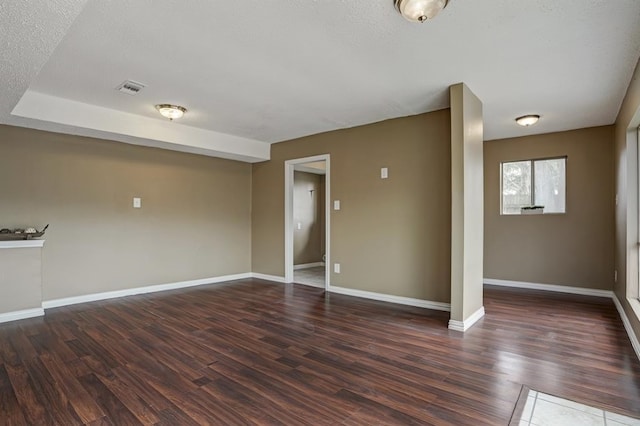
[0,240,45,249]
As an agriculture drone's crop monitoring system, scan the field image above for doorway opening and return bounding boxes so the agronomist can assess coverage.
[284,155,330,291]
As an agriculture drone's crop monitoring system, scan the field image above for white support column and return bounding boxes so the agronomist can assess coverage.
[449,83,485,332]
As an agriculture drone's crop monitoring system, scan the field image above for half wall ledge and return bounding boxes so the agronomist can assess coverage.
[0,239,45,323]
[0,239,46,249]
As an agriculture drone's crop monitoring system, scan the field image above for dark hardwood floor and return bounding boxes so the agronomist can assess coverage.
[0,280,639,425]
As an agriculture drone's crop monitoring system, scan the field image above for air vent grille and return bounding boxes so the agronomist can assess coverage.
[116,80,146,96]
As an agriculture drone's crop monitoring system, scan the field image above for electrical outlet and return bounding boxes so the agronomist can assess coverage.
[334,200,341,211]
[334,263,341,274]
[133,197,141,208]
[381,167,388,179]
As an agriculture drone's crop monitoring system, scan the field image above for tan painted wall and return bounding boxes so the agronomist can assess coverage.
[615,58,640,344]
[0,247,42,313]
[0,125,252,301]
[293,171,324,265]
[252,110,452,302]
[450,83,484,322]
[485,126,615,290]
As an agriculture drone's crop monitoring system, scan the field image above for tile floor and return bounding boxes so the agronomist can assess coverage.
[293,265,325,288]
[520,390,640,426]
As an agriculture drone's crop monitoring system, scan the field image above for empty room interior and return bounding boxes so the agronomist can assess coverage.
[2,1,640,425]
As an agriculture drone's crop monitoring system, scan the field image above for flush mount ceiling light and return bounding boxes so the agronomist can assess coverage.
[395,0,448,23]
[515,114,541,127]
[155,104,187,120]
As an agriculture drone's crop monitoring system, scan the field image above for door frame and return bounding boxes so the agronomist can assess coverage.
[284,154,330,291]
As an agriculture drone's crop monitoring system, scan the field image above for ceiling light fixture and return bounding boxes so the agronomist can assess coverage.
[515,115,540,127]
[155,104,187,121]
[395,0,448,23]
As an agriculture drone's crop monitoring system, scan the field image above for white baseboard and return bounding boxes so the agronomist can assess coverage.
[484,278,613,298]
[251,273,287,283]
[448,306,485,332]
[329,286,451,312]
[0,307,45,324]
[612,294,640,362]
[294,262,325,270]
[42,273,252,309]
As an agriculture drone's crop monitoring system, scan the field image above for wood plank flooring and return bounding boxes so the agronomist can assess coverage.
[0,280,639,425]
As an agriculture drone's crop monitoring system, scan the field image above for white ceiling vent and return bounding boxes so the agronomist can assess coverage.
[116,80,146,95]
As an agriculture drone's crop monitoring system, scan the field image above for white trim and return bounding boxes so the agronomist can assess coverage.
[42,273,252,309]
[0,307,44,323]
[629,297,640,325]
[284,154,331,292]
[0,239,45,249]
[484,278,614,298]
[612,294,640,362]
[294,164,326,175]
[324,158,331,292]
[329,286,451,312]
[251,273,287,283]
[448,306,485,332]
[294,262,325,270]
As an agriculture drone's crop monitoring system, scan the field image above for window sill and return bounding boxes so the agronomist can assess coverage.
[501,213,566,216]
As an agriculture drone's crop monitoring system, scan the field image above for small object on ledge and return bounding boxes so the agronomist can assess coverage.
[0,224,48,241]
[520,206,544,215]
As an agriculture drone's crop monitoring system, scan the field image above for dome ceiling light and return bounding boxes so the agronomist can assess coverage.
[155,104,187,121]
[515,114,541,127]
[394,0,449,23]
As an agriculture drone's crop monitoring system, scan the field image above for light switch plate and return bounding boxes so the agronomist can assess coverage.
[133,197,141,208]
[334,263,341,274]
[381,167,388,179]
[334,200,341,210]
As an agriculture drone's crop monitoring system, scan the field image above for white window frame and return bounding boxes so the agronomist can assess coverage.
[500,156,567,215]
[637,126,640,302]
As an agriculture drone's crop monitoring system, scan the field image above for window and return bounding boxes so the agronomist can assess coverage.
[501,157,566,215]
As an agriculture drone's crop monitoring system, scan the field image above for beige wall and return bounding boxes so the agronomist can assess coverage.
[293,171,324,265]
[252,110,452,302]
[0,247,42,313]
[0,125,252,301]
[615,58,640,344]
[484,126,615,289]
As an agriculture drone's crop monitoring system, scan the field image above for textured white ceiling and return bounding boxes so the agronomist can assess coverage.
[3,0,640,161]
[0,1,88,129]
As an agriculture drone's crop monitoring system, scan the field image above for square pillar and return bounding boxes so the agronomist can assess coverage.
[449,83,485,331]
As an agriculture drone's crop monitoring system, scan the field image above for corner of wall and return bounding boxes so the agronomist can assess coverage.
[614,56,640,347]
